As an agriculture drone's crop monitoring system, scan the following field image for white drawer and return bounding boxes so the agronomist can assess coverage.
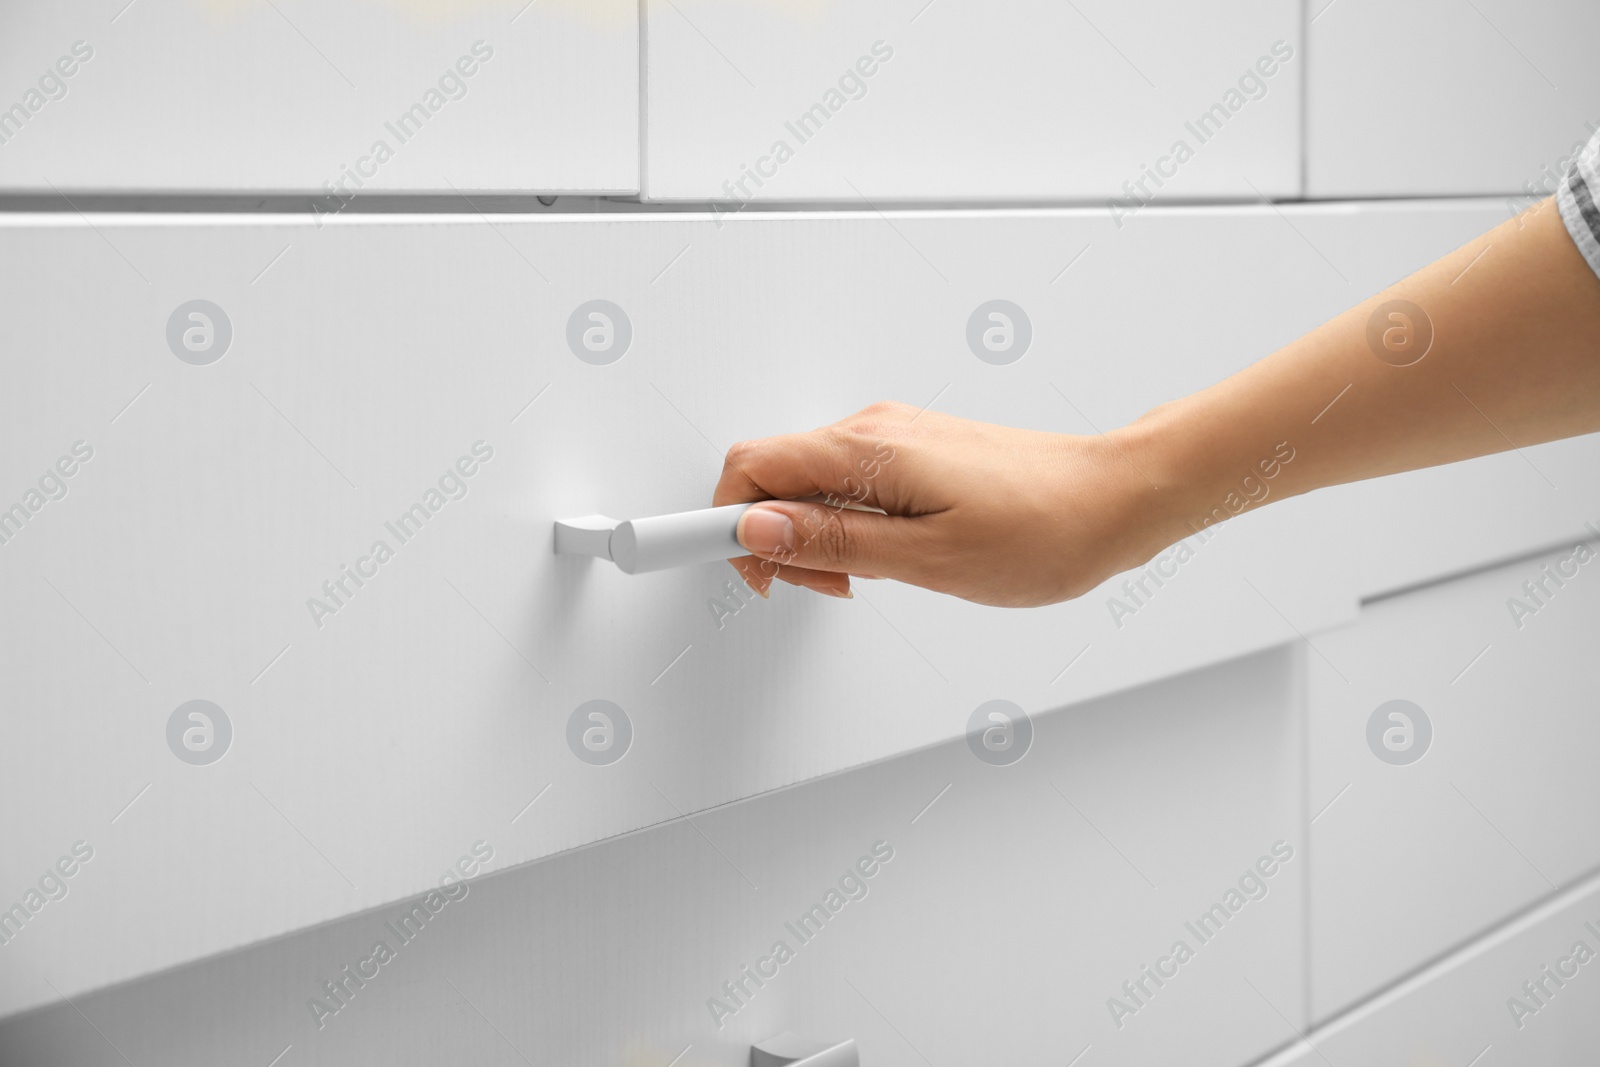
[0,204,1359,1016]
[1262,869,1600,1066]
[1306,541,1600,1020]
[1306,0,1600,198]
[0,0,638,194]
[0,647,1306,1067]
[642,0,1301,201]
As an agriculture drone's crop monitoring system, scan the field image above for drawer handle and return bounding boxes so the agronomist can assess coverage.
[750,1032,858,1067]
[555,499,884,575]
[554,504,752,574]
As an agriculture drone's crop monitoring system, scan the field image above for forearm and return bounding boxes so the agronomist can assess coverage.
[1119,198,1600,546]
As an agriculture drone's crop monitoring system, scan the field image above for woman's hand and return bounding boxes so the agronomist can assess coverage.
[712,401,1182,607]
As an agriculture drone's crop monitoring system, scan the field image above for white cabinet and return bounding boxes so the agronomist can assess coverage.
[0,647,1306,1067]
[0,203,1359,1017]
[0,0,638,194]
[642,0,1301,201]
[1306,542,1600,1021]
[1260,872,1600,1067]
[1306,0,1600,198]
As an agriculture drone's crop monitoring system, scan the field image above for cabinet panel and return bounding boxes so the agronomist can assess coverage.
[0,648,1306,1067]
[0,0,637,194]
[642,0,1300,201]
[1262,871,1600,1067]
[1307,541,1600,1021]
[1306,0,1600,197]
[0,205,1359,1016]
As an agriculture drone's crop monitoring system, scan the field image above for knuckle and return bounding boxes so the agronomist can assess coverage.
[809,510,854,566]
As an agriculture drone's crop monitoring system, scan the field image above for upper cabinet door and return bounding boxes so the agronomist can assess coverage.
[1306,0,1600,198]
[642,0,1302,202]
[0,0,638,195]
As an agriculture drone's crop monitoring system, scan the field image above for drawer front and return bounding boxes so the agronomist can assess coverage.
[1306,0,1600,198]
[0,0,638,194]
[1307,540,1600,1020]
[0,205,1359,1015]
[1263,871,1600,1067]
[0,647,1306,1067]
[642,0,1301,201]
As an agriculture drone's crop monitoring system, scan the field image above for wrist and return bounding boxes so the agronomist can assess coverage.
[1113,394,1304,552]
[1107,399,1229,557]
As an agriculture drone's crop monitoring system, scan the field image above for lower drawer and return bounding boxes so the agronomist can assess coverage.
[1308,539,1600,1020]
[1264,868,1600,1066]
[0,646,1306,1067]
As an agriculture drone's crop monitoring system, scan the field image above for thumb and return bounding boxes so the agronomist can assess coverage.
[736,500,917,577]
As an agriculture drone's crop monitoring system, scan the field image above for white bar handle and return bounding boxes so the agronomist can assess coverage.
[555,498,884,575]
[751,1032,858,1067]
[553,504,752,575]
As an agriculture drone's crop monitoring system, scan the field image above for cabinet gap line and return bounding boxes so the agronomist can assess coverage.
[1241,576,1349,683]
[648,780,759,890]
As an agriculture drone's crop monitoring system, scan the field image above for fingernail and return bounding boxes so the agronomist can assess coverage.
[823,587,853,599]
[852,574,884,580]
[739,506,796,557]
[748,580,770,599]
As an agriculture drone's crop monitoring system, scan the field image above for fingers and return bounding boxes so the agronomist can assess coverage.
[736,500,927,582]
[713,424,903,515]
[716,403,916,598]
[729,553,851,599]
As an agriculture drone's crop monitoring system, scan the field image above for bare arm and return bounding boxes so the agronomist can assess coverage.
[715,199,1600,606]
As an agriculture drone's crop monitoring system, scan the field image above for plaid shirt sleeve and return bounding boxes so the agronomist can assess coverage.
[1557,128,1600,278]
